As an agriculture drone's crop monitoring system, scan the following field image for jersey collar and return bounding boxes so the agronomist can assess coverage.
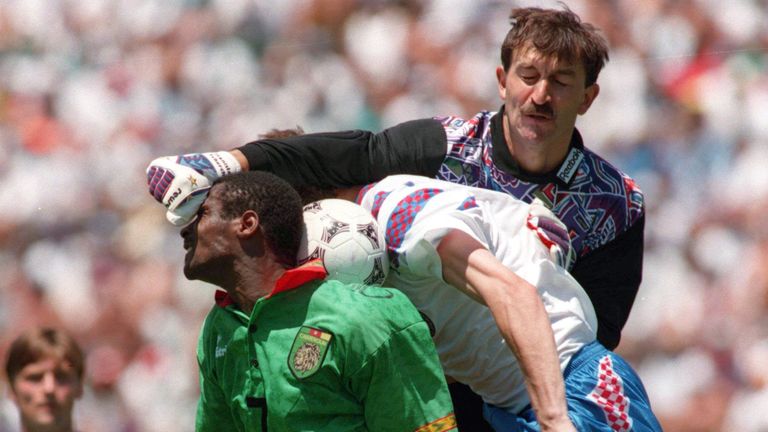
[490,105,585,187]
[214,260,328,308]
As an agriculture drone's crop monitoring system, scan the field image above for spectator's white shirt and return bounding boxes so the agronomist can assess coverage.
[357,175,598,412]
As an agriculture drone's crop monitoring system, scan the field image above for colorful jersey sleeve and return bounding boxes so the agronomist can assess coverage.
[359,176,497,280]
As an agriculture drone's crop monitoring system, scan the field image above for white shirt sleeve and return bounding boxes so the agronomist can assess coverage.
[392,203,490,281]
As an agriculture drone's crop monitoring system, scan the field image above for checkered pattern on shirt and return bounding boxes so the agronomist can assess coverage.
[385,188,444,252]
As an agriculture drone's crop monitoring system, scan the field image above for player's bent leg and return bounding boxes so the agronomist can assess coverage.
[563,341,663,432]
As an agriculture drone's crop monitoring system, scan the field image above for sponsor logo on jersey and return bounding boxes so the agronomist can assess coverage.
[215,335,227,358]
[556,147,584,184]
[289,326,333,379]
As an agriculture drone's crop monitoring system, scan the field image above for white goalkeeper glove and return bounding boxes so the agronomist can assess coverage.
[527,198,575,270]
[146,151,242,226]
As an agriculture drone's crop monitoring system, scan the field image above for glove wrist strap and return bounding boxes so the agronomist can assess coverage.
[202,151,242,177]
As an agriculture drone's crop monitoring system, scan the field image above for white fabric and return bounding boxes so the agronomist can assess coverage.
[146,151,241,226]
[358,175,598,412]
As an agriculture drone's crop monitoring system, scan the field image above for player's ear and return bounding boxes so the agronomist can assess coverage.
[237,210,260,239]
[496,66,508,100]
[578,83,599,115]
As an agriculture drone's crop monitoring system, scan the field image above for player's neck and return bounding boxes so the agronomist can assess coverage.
[230,258,285,314]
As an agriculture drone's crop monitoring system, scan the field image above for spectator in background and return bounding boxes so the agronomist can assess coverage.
[4,327,84,432]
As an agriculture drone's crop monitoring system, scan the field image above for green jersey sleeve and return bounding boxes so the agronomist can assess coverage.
[348,320,457,432]
[195,323,243,432]
[196,365,241,431]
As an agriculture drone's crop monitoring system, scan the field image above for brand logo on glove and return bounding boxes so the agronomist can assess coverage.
[167,187,183,207]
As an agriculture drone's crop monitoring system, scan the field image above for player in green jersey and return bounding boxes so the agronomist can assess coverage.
[180,170,456,432]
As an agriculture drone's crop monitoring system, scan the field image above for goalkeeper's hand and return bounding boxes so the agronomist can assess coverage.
[146,151,242,226]
[527,198,575,270]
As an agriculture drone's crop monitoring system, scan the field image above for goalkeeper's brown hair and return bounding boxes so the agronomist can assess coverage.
[500,5,609,87]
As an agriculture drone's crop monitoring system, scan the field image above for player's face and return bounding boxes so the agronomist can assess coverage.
[497,49,598,148]
[181,185,237,284]
[10,358,82,431]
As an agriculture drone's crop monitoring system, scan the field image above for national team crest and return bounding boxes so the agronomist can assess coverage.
[289,326,333,379]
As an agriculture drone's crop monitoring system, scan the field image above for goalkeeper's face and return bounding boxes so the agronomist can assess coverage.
[181,187,237,284]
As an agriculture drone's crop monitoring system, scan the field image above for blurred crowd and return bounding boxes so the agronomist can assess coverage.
[0,0,766,431]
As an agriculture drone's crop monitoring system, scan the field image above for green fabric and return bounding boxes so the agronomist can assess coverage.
[195,280,454,432]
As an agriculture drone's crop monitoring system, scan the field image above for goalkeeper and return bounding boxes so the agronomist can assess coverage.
[172,170,456,431]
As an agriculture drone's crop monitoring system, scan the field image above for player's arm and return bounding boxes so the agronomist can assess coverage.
[195,341,239,431]
[147,119,447,226]
[437,229,575,432]
[570,215,644,350]
[234,118,447,188]
[348,321,457,432]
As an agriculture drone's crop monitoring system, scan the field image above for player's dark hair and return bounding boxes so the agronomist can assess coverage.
[5,327,85,388]
[213,171,303,267]
[500,5,609,87]
[258,126,305,139]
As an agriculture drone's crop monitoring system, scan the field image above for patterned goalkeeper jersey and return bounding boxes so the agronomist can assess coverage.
[434,110,643,263]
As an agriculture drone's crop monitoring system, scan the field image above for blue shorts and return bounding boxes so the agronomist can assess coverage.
[483,341,662,431]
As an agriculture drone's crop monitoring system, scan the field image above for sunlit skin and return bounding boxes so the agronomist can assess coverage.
[181,184,282,314]
[496,49,599,174]
[10,358,82,432]
[180,188,239,287]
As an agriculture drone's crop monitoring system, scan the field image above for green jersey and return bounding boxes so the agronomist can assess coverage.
[196,261,456,432]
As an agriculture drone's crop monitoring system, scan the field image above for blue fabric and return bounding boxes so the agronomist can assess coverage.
[483,341,662,431]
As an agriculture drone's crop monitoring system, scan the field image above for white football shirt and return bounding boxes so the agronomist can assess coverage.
[356,175,598,412]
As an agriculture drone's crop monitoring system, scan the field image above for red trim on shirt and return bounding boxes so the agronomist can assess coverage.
[213,260,328,307]
[269,259,327,297]
[214,290,235,307]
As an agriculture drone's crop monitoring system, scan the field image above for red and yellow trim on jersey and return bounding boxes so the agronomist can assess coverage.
[414,413,457,432]
[269,259,327,298]
[213,260,327,307]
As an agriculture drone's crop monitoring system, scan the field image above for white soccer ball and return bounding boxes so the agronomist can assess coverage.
[298,199,389,286]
